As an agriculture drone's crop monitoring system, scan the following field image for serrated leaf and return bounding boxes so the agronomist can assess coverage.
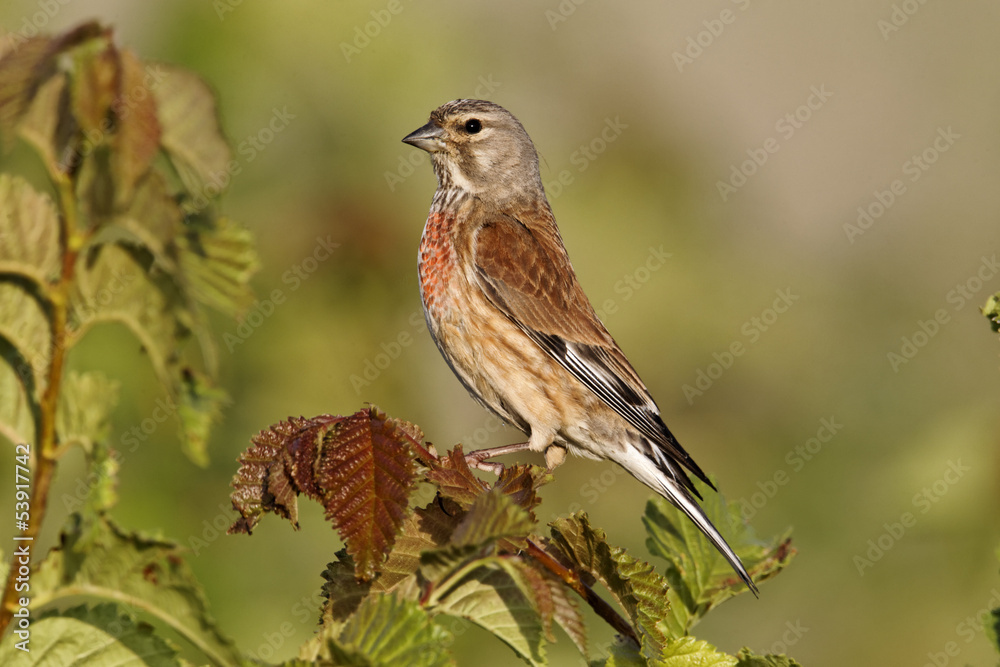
[325,594,455,667]
[654,637,735,667]
[153,65,231,199]
[431,562,547,666]
[56,370,119,453]
[177,216,258,319]
[0,173,61,289]
[451,487,534,548]
[229,408,419,581]
[425,445,490,508]
[548,512,672,657]
[31,514,242,667]
[104,170,183,274]
[0,603,181,666]
[734,648,803,667]
[112,48,162,202]
[495,463,552,523]
[545,569,587,657]
[643,481,795,634]
[176,367,227,466]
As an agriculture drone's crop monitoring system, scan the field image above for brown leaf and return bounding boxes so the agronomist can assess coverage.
[0,21,105,144]
[317,407,418,580]
[424,445,489,508]
[228,416,314,534]
[70,41,119,135]
[495,464,551,522]
[112,49,161,202]
[229,408,420,581]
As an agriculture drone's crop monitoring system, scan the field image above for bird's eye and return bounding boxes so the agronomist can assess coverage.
[464,119,482,134]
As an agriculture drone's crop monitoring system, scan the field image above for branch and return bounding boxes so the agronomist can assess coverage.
[0,175,77,634]
[525,538,639,647]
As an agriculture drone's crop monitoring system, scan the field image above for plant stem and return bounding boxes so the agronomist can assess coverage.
[0,177,78,635]
[525,539,640,647]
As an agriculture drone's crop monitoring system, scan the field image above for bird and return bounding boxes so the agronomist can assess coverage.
[402,99,757,595]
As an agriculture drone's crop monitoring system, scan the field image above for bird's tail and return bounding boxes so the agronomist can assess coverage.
[616,446,759,597]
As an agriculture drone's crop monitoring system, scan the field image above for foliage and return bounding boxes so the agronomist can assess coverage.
[0,20,255,663]
[228,407,798,666]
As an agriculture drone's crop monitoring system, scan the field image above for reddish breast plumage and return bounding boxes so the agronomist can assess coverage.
[418,211,456,320]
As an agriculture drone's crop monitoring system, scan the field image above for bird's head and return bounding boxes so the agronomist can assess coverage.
[403,99,544,206]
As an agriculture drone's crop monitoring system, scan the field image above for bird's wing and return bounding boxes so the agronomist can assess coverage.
[472,211,712,490]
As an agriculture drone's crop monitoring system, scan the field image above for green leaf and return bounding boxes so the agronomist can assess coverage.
[654,637,736,667]
[0,603,181,666]
[15,70,77,179]
[177,216,258,319]
[0,35,57,142]
[175,367,227,466]
[451,487,535,548]
[548,512,672,657]
[0,280,50,401]
[734,648,803,667]
[598,636,646,667]
[31,514,242,667]
[0,173,61,290]
[430,560,547,666]
[0,355,35,446]
[69,242,179,387]
[152,65,231,201]
[322,594,455,667]
[983,292,1000,333]
[643,482,795,634]
[57,370,120,454]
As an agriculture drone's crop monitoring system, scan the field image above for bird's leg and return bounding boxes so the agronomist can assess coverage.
[464,441,530,475]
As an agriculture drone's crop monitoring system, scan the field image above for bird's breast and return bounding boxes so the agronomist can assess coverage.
[418,211,458,322]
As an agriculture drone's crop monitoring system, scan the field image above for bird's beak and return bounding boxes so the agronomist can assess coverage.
[402,122,446,153]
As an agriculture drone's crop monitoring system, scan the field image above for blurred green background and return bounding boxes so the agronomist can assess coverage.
[2,1,999,664]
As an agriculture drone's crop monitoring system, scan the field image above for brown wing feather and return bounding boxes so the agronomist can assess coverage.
[472,211,712,489]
